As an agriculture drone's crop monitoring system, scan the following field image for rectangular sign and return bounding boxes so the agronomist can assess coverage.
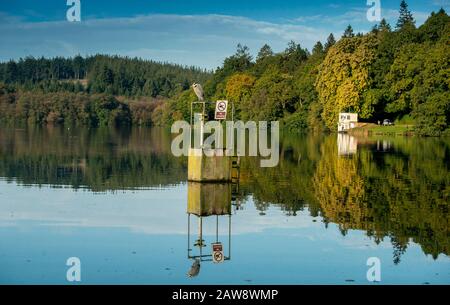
[215,100,228,120]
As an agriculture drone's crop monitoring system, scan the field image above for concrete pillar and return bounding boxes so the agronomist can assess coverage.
[188,148,232,182]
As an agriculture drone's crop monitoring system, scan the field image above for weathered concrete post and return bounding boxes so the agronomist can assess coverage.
[188,148,232,182]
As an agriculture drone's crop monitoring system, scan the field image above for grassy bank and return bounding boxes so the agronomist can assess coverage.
[349,123,415,136]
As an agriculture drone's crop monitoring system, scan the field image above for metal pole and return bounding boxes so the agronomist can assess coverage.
[187,213,190,258]
[190,103,193,149]
[216,215,219,243]
[199,216,203,259]
[200,102,205,148]
[228,214,231,259]
[199,216,202,244]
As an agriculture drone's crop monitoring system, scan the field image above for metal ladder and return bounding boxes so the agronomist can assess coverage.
[231,156,241,209]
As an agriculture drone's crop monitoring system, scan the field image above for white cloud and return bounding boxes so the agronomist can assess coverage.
[0,6,435,68]
[432,0,450,7]
[0,13,329,68]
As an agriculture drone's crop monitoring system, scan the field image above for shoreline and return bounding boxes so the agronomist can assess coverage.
[348,123,416,136]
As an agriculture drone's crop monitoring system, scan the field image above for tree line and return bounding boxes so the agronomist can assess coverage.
[164,1,449,136]
[0,54,211,126]
[0,54,211,97]
[0,1,448,135]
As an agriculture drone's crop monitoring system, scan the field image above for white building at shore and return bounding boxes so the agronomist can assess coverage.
[338,113,358,132]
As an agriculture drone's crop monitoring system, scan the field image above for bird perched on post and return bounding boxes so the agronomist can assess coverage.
[192,83,204,101]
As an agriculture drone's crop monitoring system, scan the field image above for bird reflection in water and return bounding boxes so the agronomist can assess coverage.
[187,259,201,278]
[186,182,239,278]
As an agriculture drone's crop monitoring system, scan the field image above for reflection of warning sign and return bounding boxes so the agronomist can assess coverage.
[212,243,224,263]
[215,100,228,120]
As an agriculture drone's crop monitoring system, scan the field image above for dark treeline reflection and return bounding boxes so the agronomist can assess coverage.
[241,134,449,263]
[0,127,448,262]
[0,126,187,190]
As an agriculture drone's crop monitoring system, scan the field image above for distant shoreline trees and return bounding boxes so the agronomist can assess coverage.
[0,55,211,98]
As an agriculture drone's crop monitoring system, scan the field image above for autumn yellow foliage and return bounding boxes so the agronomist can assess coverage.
[225,73,256,102]
[316,35,379,130]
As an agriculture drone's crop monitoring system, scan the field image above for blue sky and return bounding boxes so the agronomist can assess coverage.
[0,0,448,68]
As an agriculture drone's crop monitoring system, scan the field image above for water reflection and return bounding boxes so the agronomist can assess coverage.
[187,183,234,277]
[0,126,186,190]
[337,133,358,156]
[337,134,394,156]
[0,126,448,265]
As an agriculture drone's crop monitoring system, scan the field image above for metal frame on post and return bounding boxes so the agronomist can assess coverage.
[190,100,235,151]
[190,101,235,125]
[187,213,231,262]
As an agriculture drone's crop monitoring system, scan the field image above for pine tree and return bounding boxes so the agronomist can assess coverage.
[284,41,308,64]
[285,40,298,54]
[73,55,84,79]
[343,25,355,38]
[312,41,324,56]
[257,44,274,61]
[324,33,336,51]
[222,44,253,73]
[396,0,415,30]
[5,61,19,83]
[236,43,252,61]
[379,18,392,32]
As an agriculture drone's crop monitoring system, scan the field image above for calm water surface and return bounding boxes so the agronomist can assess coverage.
[0,127,449,284]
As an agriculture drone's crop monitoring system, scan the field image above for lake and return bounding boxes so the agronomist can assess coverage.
[0,126,449,284]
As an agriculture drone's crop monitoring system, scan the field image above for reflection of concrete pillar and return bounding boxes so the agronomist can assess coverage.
[186,182,234,264]
[187,182,232,216]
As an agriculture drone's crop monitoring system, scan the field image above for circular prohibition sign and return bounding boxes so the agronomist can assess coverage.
[214,251,223,261]
[217,102,227,112]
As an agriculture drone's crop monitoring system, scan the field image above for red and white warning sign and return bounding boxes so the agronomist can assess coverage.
[215,100,228,120]
[212,242,224,263]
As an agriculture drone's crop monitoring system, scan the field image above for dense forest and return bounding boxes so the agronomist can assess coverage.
[0,1,449,136]
[0,55,211,97]
[0,55,210,126]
